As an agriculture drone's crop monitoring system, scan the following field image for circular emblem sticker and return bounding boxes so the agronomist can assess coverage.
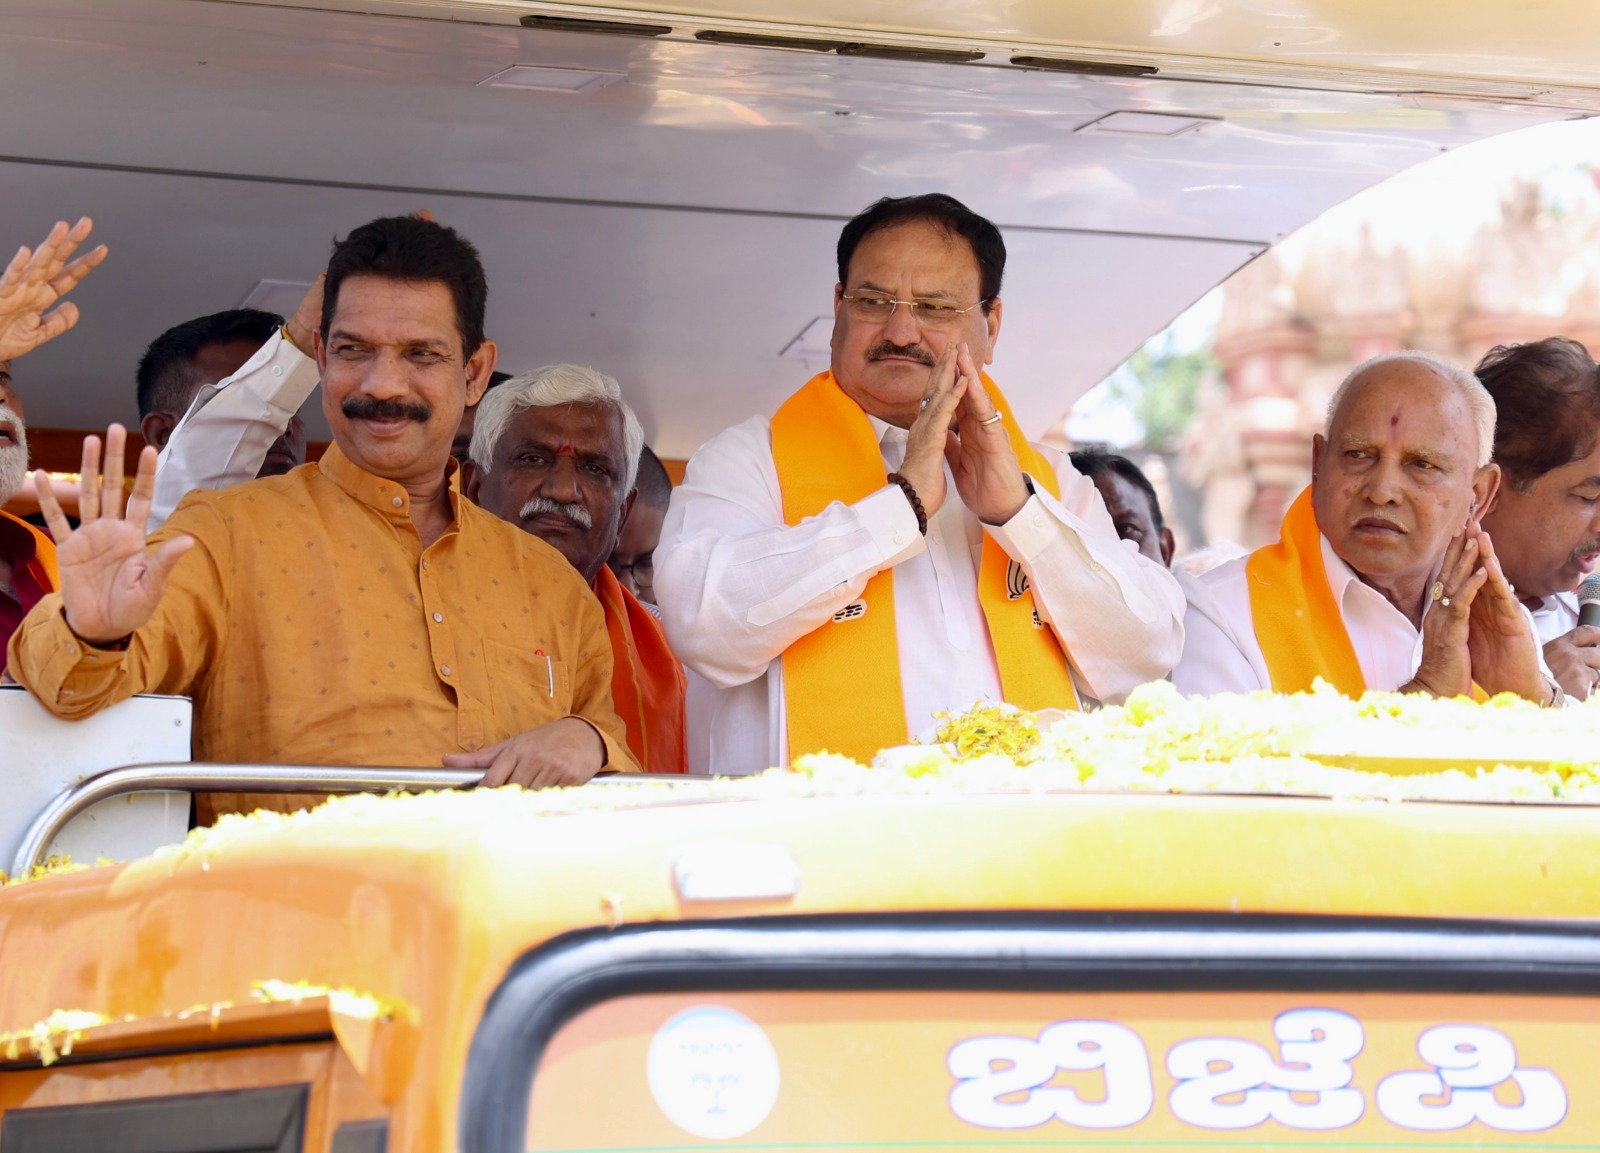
[647,1005,781,1139]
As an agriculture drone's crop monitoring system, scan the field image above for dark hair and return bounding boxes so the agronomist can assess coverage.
[1069,449,1166,532]
[836,194,1005,312]
[322,215,488,358]
[634,445,672,509]
[136,308,284,418]
[486,370,512,390]
[1474,338,1600,491]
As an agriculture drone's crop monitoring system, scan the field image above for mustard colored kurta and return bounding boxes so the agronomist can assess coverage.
[8,444,633,817]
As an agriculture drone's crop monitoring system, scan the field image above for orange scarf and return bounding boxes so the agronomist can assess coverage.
[1246,486,1485,699]
[0,509,58,592]
[1245,487,1367,696]
[594,565,687,773]
[769,370,1078,763]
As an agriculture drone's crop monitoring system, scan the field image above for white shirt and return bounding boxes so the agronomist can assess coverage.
[1173,533,1553,694]
[1529,591,1579,645]
[655,412,1185,775]
[149,331,319,530]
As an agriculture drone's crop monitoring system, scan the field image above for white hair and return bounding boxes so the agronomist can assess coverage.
[1325,350,1496,468]
[469,365,644,494]
[0,403,28,507]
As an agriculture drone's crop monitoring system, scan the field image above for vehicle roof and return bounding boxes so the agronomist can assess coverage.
[4,0,1591,452]
[1,785,1596,1139]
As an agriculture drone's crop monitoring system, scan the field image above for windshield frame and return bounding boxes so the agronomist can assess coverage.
[459,910,1600,1153]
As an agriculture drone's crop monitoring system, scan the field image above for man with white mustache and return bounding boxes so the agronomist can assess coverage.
[0,219,107,674]
[463,365,688,775]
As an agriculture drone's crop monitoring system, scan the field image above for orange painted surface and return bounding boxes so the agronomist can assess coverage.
[1,790,1598,1149]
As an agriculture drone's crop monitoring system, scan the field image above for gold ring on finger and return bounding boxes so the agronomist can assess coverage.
[1430,580,1445,603]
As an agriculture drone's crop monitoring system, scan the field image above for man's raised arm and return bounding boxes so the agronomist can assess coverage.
[148,275,324,529]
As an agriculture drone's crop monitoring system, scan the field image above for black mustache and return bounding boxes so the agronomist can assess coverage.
[867,340,935,366]
[342,397,432,423]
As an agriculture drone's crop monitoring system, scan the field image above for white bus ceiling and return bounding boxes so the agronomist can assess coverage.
[1,0,1594,455]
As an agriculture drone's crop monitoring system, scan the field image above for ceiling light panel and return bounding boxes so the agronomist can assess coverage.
[1077,111,1218,137]
[480,63,626,94]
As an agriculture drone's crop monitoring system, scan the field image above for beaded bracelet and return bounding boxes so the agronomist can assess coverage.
[886,472,928,535]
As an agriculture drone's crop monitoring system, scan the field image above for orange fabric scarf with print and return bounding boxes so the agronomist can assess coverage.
[769,370,1078,764]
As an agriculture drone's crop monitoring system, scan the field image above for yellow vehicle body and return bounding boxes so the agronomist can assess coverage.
[2,784,1598,1150]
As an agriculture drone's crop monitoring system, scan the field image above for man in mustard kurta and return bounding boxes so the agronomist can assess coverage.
[8,215,633,817]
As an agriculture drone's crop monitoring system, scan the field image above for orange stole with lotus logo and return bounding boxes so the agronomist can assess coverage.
[769,371,1078,764]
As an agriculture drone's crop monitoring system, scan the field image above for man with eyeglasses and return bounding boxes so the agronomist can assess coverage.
[655,194,1184,774]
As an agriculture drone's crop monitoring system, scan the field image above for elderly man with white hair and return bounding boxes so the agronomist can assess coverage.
[1174,351,1558,704]
[463,365,687,774]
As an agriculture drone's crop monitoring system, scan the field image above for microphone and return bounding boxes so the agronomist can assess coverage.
[1579,574,1600,629]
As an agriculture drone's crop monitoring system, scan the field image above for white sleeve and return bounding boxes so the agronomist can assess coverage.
[654,417,923,690]
[983,447,1187,702]
[148,330,319,530]
[1169,564,1271,695]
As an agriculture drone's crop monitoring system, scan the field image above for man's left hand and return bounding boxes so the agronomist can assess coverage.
[1465,525,1549,702]
[0,218,108,361]
[945,343,1030,525]
[442,716,607,788]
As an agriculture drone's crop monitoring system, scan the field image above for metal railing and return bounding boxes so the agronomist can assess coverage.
[10,762,661,879]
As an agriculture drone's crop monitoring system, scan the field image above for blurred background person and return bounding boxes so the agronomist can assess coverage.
[1068,449,1175,567]
[1475,337,1600,699]
[608,445,671,606]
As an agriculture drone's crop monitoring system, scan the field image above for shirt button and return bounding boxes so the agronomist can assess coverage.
[421,559,430,570]
[1033,514,1046,527]
[1091,561,1104,572]
[392,496,404,508]
[271,365,284,377]
[433,612,444,623]
[893,531,906,546]
[440,664,453,678]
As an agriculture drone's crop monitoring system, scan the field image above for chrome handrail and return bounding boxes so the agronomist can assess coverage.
[11,762,661,878]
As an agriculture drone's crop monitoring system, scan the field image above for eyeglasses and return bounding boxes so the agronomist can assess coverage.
[841,293,989,326]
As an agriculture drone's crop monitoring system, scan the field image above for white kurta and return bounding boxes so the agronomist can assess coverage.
[655,413,1185,776]
[1529,591,1579,645]
[149,331,319,531]
[1173,532,1553,695]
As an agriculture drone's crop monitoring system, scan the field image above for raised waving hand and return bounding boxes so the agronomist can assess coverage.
[33,425,194,645]
[0,218,108,361]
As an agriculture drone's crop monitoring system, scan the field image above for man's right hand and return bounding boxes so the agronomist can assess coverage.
[283,271,325,357]
[1402,527,1484,698]
[1544,626,1600,700]
[34,424,194,645]
[896,346,967,518]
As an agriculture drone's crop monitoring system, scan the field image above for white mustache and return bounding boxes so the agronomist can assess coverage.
[0,402,27,456]
[519,495,592,530]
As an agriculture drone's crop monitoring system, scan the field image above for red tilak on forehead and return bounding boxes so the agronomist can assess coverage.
[1390,409,1401,428]
[553,445,577,457]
